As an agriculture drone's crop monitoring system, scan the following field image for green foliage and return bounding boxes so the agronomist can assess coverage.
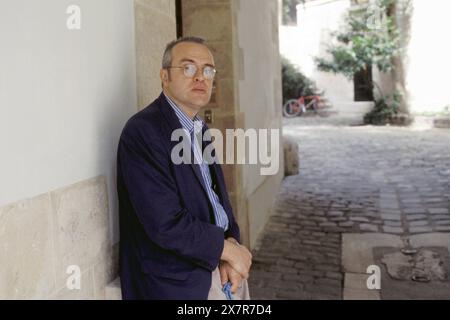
[363,91,402,124]
[281,56,317,104]
[315,0,400,79]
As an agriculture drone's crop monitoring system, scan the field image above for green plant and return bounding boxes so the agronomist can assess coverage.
[281,56,317,104]
[363,91,401,124]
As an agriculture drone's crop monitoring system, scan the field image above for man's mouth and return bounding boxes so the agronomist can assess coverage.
[192,87,207,93]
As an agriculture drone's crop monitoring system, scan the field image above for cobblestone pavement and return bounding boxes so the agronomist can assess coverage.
[248,116,450,300]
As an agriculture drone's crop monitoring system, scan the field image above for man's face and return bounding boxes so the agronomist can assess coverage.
[161,42,215,116]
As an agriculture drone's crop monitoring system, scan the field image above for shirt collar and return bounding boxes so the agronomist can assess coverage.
[164,93,204,134]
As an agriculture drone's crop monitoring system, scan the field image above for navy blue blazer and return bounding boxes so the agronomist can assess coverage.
[117,92,241,300]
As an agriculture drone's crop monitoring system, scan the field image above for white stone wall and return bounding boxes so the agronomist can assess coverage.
[0,0,176,299]
[403,0,450,114]
[235,0,284,248]
[0,0,137,245]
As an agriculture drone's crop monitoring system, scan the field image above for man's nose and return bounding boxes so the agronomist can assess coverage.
[193,68,205,82]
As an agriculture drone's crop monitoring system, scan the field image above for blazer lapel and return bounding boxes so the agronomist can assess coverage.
[202,126,227,205]
[189,152,209,196]
[157,93,209,197]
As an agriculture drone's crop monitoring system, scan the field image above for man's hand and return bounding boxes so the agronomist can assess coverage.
[221,239,252,279]
[219,261,243,294]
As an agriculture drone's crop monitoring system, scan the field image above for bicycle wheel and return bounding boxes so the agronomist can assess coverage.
[283,99,302,118]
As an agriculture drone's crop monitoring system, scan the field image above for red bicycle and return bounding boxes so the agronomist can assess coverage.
[283,95,323,118]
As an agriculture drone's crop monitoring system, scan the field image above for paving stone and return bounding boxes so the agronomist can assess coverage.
[319,222,337,227]
[302,239,321,246]
[330,217,347,222]
[315,277,342,287]
[315,264,340,272]
[266,280,302,291]
[379,200,400,209]
[349,217,370,223]
[424,198,446,203]
[382,226,404,234]
[403,208,427,214]
[435,226,450,232]
[339,221,355,227]
[408,220,429,227]
[275,290,309,300]
[276,259,295,267]
[434,220,450,226]
[428,208,449,215]
[328,211,344,217]
[287,253,308,262]
[326,271,344,281]
[304,284,342,298]
[344,288,380,300]
[383,220,402,227]
[273,266,302,276]
[380,213,402,221]
[431,214,450,221]
[312,232,326,237]
[301,269,325,278]
[409,226,433,233]
[381,210,404,218]
[359,224,379,232]
[405,214,427,221]
[282,273,308,282]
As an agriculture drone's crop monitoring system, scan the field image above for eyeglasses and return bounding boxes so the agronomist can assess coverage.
[167,63,217,80]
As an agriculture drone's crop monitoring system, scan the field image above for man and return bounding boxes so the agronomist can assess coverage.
[117,37,252,300]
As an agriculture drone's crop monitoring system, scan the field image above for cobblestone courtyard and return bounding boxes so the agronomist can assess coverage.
[248,116,450,299]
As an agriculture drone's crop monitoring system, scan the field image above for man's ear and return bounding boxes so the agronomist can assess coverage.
[160,69,169,84]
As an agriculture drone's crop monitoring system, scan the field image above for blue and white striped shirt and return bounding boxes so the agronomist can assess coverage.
[164,93,229,231]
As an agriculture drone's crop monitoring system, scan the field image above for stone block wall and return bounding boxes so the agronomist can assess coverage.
[0,176,117,299]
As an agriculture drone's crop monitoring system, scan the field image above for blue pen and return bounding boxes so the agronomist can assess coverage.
[222,282,234,300]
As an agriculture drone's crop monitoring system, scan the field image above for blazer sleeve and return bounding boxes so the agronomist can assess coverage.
[224,210,241,243]
[118,121,225,271]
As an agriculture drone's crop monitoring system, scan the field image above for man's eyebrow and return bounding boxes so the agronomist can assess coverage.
[179,58,215,68]
[179,58,195,64]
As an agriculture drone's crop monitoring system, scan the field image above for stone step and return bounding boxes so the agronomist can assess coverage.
[434,116,450,129]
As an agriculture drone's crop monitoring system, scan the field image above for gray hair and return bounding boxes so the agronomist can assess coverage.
[162,36,207,69]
